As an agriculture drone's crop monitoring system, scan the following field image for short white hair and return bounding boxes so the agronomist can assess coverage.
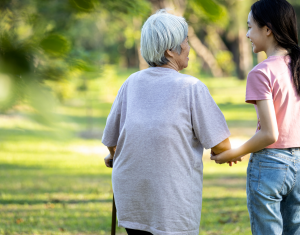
[140,9,188,67]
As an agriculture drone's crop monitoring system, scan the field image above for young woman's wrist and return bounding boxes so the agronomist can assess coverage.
[232,147,248,160]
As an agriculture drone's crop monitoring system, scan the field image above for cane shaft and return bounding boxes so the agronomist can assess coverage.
[109,159,116,235]
[111,195,117,235]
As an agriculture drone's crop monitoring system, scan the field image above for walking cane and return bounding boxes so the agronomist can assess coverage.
[109,159,116,235]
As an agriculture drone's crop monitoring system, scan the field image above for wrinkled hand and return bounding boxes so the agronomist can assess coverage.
[104,154,113,168]
[210,150,237,167]
[211,149,244,165]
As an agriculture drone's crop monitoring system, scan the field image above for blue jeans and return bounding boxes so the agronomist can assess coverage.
[247,148,300,235]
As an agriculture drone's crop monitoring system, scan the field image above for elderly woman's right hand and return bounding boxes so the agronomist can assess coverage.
[104,154,113,168]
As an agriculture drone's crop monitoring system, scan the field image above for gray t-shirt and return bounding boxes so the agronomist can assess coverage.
[102,67,230,235]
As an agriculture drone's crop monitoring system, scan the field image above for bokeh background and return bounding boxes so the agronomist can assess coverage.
[1,0,300,234]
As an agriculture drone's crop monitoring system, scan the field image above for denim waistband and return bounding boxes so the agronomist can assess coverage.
[276,147,300,151]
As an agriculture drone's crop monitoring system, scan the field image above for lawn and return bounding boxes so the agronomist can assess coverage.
[0,69,256,234]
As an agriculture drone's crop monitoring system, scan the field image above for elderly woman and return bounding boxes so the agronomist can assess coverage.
[103,10,231,235]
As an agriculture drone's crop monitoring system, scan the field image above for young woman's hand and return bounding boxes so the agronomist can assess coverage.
[210,149,241,164]
[211,149,238,166]
[104,154,113,168]
[231,155,245,163]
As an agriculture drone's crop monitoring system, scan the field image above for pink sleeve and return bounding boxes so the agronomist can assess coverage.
[245,70,272,104]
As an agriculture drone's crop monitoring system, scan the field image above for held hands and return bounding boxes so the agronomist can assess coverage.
[210,149,244,166]
[104,154,113,168]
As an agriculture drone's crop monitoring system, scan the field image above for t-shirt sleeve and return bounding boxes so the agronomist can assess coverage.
[191,82,230,149]
[245,70,272,104]
[101,85,124,147]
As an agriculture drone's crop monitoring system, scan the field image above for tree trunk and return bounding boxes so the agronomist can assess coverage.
[205,26,229,52]
[238,28,253,79]
[133,18,149,70]
[188,26,223,77]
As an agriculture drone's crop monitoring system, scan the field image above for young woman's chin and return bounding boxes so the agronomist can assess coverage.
[254,50,264,54]
[251,44,263,54]
[253,47,261,54]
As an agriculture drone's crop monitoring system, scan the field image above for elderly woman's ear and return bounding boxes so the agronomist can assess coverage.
[164,49,175,59]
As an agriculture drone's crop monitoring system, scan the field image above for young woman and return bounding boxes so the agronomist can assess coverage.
[211,0,300,234]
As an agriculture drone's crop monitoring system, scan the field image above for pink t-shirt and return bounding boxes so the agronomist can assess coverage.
[246,55,300,148]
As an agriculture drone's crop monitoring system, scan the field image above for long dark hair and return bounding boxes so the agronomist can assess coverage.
[251,0,300,95]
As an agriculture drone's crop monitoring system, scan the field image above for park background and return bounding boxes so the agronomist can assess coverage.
[0,0,300,234]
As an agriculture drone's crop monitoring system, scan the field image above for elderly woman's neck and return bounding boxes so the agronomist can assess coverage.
[159,61,180,72]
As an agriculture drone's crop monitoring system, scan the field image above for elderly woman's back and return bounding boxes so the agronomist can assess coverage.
[102,10,231,235]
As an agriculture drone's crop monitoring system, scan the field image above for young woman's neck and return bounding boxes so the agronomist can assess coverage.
[265,43,288,58]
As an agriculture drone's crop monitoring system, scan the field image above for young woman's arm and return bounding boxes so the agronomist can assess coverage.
[211,99,278,163]
[211,138,238,166]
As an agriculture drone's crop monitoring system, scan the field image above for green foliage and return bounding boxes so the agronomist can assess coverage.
[195,0,224,17]
[124,26,139,49]
[0,35,32,112]
[182,48,201,76]
[99,0,151,17]
[40,34,70,57]
[188,0,229,28]
[70,0,95,12]
[216,51,236,76]
[0,74,21,112]
[0,33,32,76]
[0,0,151,121]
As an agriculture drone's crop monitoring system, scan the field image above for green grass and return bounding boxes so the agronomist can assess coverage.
[0,140,251,235]
[200,160,251,235]
[0,71,256,234]
[0,138,115,235]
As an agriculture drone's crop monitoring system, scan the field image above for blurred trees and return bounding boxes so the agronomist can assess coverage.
[185,0,230,77]
[216,0,254,79]
[1,0,300,115]
[148,0,250,78]
[0,0,151,118]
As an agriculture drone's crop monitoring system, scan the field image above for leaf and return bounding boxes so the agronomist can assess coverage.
[0,0,11,10]
[101,0,151,17]
[0,34,32,75]
[39,66,66,81]
[70,0,94,12]
[40,34,70,57]
[189,0,228,26]
[198,0,222,16]
[70,59,97,72]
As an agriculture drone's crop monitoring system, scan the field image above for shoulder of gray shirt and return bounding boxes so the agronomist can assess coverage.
[124,69,208,91]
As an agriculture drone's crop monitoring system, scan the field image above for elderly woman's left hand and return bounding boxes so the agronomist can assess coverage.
[104,154,113,168]
[211,149,244,164]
